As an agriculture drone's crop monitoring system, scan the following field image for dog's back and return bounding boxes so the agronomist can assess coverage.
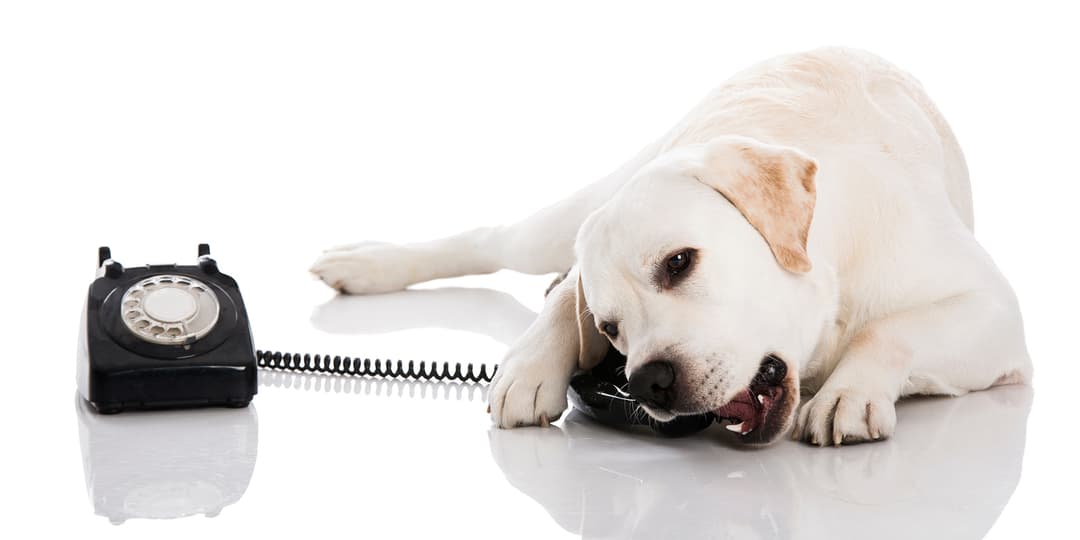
[665,47,973,231]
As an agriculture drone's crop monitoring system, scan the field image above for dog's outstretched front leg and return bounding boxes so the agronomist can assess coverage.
[310,231,509,294]
[309,179,613,294]
[793,289,1031,446]
[311,143,662,294]
[488,268,584,428]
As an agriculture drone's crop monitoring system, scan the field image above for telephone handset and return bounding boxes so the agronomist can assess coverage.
[77,244,716,436]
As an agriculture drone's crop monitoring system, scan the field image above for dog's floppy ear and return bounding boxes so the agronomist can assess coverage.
[575,271,609,370]
[693,136,818,273]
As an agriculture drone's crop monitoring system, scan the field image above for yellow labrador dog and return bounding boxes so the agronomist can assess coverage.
[312,47,1032,446]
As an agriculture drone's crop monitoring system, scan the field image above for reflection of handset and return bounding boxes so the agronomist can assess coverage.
[77,244,257,413]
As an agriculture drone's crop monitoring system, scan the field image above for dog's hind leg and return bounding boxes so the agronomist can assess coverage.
[311,143,660,294]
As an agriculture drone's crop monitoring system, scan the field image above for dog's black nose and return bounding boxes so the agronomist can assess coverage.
[627,361,677,411]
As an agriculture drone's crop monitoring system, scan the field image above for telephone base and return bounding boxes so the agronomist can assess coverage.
[77,245,258,414]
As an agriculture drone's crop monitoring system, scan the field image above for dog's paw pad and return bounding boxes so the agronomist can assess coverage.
[792,388,896,446]
[487,362,567,429]
[309,244,414,294]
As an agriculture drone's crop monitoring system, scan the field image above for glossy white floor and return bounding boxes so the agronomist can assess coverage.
[62,273,1039,538]
[7,266,1068,540]
[3,2,1077,539]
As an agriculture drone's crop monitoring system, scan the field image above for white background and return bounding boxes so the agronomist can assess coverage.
[1,1,1078,538]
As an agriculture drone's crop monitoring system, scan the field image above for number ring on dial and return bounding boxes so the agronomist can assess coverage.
[120,275,220,345]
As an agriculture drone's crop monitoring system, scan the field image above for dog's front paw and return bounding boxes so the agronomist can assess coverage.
[792,388,896,446]
[309,242,415,294]
[487,352,569,429]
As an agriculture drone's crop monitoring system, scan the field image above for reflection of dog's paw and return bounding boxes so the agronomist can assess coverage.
[309,243,414,294]
[792,388,896,446]
[488,353,569,429]
[487,422,569,473]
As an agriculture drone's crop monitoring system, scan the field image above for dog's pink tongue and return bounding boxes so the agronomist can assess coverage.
[714,391,761,433]
[714,400,755,421]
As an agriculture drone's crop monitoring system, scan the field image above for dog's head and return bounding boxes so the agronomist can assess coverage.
[574,135,829,444]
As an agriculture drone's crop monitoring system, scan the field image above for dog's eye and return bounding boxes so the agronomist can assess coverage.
[666,250,693,276]
[654,248,697,290]
[600,321,619,339]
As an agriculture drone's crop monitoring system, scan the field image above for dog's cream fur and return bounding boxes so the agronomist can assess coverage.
[312,47,1031,446]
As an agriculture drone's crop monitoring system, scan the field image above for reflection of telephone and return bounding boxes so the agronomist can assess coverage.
[77,244,715,435]
[75,395,257,524]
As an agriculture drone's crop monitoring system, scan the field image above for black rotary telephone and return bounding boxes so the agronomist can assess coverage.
[77,244,717,436]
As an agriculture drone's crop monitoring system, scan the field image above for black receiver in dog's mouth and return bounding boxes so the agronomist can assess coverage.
[568,349,795,439]
[713,355,791,443]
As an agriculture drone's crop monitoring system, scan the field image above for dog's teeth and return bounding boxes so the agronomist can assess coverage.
[757,394,766,404]
[726,422,744,433]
